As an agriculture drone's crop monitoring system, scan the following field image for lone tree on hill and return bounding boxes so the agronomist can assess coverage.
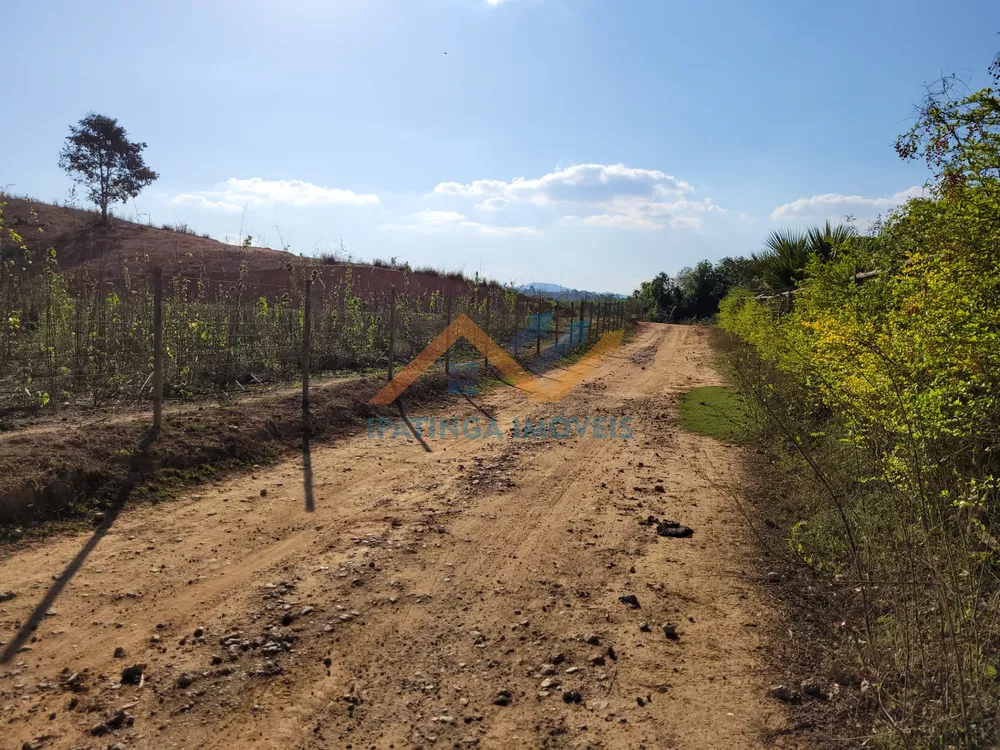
[58,113,158,223]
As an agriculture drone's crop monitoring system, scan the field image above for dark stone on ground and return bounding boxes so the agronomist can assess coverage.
[801,681,829,701]
[771,685,802,704]
[176,672,196,688]
[656,521,693,538]
[120,664,145,685]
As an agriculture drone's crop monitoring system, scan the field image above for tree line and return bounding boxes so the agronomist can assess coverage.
[631,221,871,322]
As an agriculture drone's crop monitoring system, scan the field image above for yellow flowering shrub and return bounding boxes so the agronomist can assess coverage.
[719,186,1000,746]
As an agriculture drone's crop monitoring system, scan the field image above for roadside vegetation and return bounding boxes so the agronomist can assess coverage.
[649,54,1000,747]
[630,220,865,323]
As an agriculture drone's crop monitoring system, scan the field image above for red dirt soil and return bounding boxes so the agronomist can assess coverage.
[2,197,474,299]
[0,324,798,749]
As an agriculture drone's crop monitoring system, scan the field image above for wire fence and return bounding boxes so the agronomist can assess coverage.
[0,257,639,417]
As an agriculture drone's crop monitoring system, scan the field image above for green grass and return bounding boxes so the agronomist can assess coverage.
[677,386,748,442]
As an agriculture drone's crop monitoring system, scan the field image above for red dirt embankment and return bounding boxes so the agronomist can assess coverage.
[2,197,472,299]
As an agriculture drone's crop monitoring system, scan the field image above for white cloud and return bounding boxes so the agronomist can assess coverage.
[475,197,508,212]
[604,196,723,216]
[578,196,722,230]
[170,194,243,213]
[386,209,538,236]
[171,177,380,213]
[486,0,505,4]
[434,163,724,231]
[770,186,924,221]
[434,164,693,208]
[222,177,380,206]
[583,213,661,230]
[435,179,511,199]
[474,224,538,236]
[412,209,466,226]
[672,198,724,213]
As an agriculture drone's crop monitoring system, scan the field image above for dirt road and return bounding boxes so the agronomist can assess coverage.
[0,323,788,749]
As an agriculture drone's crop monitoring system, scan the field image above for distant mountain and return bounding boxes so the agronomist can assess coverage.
[518,282,626,301]
[518,282,569,294]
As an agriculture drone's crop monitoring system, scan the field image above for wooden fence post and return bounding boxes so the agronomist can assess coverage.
[46,273,54,399]
[483,292,490,371]
[553,301,560,347]
[513,296,520,360]
[302,272,312,422]
[387,287,396,382]
[444,294,452,377]
[152,267,164,431]
[578,299,585,346]
[536,295,542,356]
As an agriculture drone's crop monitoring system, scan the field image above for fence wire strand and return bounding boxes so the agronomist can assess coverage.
[0,261,633,410]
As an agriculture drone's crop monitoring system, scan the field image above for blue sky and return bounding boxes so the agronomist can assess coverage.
[4,0,999,294]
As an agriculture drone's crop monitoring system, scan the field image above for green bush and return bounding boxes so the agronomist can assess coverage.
[719,183,1000,746]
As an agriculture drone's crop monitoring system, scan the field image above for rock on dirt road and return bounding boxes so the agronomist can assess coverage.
[0,323,789,749]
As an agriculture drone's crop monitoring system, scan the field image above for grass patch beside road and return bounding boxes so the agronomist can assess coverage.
[677,386,748,442]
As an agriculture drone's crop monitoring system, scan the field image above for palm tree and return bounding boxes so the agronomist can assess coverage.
[751,229,810,291]
[750,223,856,292]
[806,221,856,262]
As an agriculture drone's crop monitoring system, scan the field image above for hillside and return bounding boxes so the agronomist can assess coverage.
[1,196,472,299]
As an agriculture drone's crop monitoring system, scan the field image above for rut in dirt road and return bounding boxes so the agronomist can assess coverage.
[0,323,789,749]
